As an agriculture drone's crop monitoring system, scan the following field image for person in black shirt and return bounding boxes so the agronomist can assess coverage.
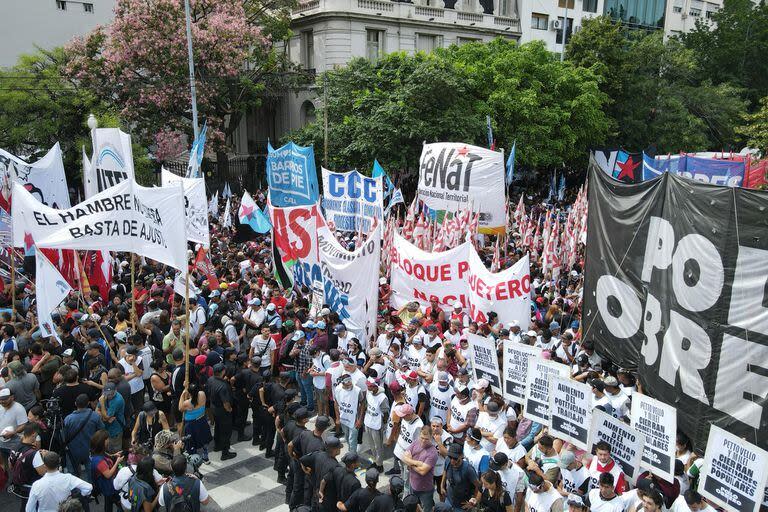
[241,356,265,446]
[301,436,341,511]
[339,468,381,512]
[322,452,361,512]
[169,348,187,425]
[229,352,252,443]
[286,406,310,504]
[206,363,236,460]
[479,470,513,512]
[52,366,92,418]
[295,416,331,505]
[258,374,289,457]
[365,475,405,512]
[278,402,302,495]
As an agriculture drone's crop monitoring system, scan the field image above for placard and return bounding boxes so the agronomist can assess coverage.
[467,332,501,395]
[321,168,383,233]
[549,375,592,450]
[267,141,319,207]
[588,409,644,483]
[502,341,540,404]
[630,393,677,482]
[523,358,569,427]
[699,425,768,512]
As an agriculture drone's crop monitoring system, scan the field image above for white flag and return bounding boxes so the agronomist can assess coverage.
[12,179,188,274]
[222,197,232,228]
[35,247,72,339]
[208,190,219,215]
[85,128,135,198]
[174,271,201,301]
[0,143,71,209]
[161,168,210,247]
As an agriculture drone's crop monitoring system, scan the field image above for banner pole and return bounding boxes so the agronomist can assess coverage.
[130,253,136,331]
[184,274,191,391]
[79,292,119,364]
[10,248,16,319]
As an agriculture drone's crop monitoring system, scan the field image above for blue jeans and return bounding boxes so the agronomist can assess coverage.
[298,375,315,411]
[341,424,359,454]
[413,490,435,512]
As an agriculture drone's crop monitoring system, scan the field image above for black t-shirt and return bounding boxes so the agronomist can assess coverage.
[366,494,403,512]
[53,383,93,417]
[301,451,338,493]
[480,490,512,512]
[344,487,380,512]
[235,369,262,399]
[206,377,232,409]
[263,382,286,407]
[329,466,361,507]
[171,364,186,399]
[297,430,325,459]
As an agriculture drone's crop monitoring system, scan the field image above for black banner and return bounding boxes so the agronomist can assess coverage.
[583,161,768,452]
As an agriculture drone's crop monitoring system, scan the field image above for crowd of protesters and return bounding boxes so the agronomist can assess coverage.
[0,187,717,512]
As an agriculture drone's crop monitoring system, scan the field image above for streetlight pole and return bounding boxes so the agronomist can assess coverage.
[184,0,199,141]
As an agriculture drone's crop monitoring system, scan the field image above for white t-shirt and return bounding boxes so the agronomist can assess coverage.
[250,335,276,367]
[587,488,625,512]
[0,401,28,445]
[113,465,163,510]
[311,354,331,389]
[119,358,145,394]
[158,479,209,507]
[495,438,527,465]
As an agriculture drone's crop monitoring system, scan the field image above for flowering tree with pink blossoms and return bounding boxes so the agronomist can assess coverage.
[66,0,299,164]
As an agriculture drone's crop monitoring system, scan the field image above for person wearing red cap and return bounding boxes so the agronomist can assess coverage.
[390,403,423,488]
[403,370,428,419]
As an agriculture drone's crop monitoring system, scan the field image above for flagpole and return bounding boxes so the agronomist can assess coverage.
[184,274,191,391]
[130,253,136,331]
[183,0,199,141]
[10,248,16,319]
[78,292,119,364]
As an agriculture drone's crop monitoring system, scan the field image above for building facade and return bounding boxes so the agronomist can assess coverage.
[519,0,605,56]
[0,0,115,68]
[662,0,721,36]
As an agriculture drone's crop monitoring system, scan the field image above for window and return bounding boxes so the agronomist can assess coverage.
[456,37,480,46]
[56,0,66,10]
[302,30,314,70]
[705,9,715,17]
[558,0,575,8]
[498,0,514,16]
[84,2,93,12]
[531,13,549,30]
[672,5,682,12]
[583,0,598,13]
[366,29,384,62]
[555,17,574,44]
[689,7,701,16]
[416,34,442,53]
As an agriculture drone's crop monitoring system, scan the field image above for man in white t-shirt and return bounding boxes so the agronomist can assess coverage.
[189,302,207,340]
[586,473,624,512]
[249,325,276,376]
[158,455,210,509]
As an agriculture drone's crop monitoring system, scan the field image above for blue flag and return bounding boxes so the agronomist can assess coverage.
[266,141,320,206]
[505,141,516,186]
[372,159,394,198]
[186,122,207,178]
[487,115,494,149]
[238,190,271,234]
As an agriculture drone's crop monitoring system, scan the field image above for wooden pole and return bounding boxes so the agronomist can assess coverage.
[78,293,119,364]
[130,253,136,331]
[184,274,191,390]
[10,248,16,319]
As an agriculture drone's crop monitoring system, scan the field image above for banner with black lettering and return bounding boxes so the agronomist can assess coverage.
[467,333,501,394]
[523,359,569,427]
[699,425,768,512]
[161,168,210,247]
[588,409,644,484]
[630,391,677,482]
[548,376,592,450]
[0,143,70,210]
[583,161,768,453]
[11,180,187,273]
[85,128,135,198]
[321,168,383,233]
[418,143,506,234]
[502,341,540,404]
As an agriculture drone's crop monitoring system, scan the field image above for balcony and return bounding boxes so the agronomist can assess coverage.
[292,0,521,34]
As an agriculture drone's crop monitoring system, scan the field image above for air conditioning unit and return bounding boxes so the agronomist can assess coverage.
[551,19,563,30]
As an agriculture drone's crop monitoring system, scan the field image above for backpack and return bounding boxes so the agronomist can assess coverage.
[90,455,118,497]
[9,447,37,486]
[164,478,199,512]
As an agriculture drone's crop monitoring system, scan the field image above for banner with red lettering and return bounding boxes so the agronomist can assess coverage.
[390,233,530,328]
[194,247,219,291]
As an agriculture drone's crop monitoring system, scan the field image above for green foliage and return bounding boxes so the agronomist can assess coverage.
[739,96,768,156]
[682,0,768,106]
[290,39,610,174]
[567,16,746,152]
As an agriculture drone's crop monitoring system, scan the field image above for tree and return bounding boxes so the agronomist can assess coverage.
[739,96,768,156]
[682,0,768,106]
[290,51,487,181]
[567,17,746,152]
[0,47,153,186]
[65,0,300,168]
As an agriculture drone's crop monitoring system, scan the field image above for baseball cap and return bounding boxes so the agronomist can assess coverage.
[248,298,261,306]
[316,321,326,330]
[395,403,414,418]
[212,363,226,373]
[315,416,331,430]
[379,277,387,285]
[324,436,342,449]
[294,407,309,420]
[341,452,359,464]
[365,468,380,484]
[366,377,379,390]
[388,381,402,393]
[489,452,509,470]
[604,376,619,388]
[589,379,605,392]
[125,345,138,355]
[210,290,221,298]
[0,388,11,398]
[527,330,537,337]
[115,331,128,342]
[437,372,450,383]
[385,324,395,332]
[292,330,306,341]
[334,324,346,333]
[405,370,418,381]
[559,450,576,469]
[62,349,74,357]
[320,307,331,316]
[550,321,560,331]
[473,378,490,390]
[266,303,276,311]
[453,301,462,309]
[447,443,463,459]
[305,321,315,329]
[567,495,586,508]
[102,382,117,397]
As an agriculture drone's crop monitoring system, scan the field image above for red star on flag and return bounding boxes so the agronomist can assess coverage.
[239,204,254,220]
[616,156,640,182]
[24,232,34,251]
[457,146,469,157]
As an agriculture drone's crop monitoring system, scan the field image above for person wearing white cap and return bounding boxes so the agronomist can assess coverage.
[243,297,266,336]
[427,372,455,424]
[449,301,469,328]
[0,388,27,459]
[376,323,399,355]
[508,320,522,344]
[265,302,282,329]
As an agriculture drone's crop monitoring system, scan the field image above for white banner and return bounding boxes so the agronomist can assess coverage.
[502,341,541,404]
[321,168,383,233]
[523,358,569,427]
[12,180,187,273]
[161,168,210,247]
[548,376,592,450]
[35,248,72,339]
[174,271,201,301]
[222,197,232,228]
[418,142,506,233]
[86,128,135,198]
[467,333,501,395]
[699,425,768,512]
[588,409,644,484]
[390,233,530,328]
[0,143,70,209]
[630,393,677,482]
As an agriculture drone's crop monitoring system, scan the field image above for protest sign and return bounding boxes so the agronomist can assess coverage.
[267,141,319,207]
[0,143,70,210]
[502,341,541,404]
[699,425,768,512]
[321,168,383,233]
[642,153,745,186]
[588,409,644,483]
[583,163,768,452]
[549,376,592,450]
[630,393,677,482]
[11,180,187,273]
[467,333,502,394]
[309,279,324,318]
[85,128,135,198]
[523,358,569,427]
[417,143,506,233]
[161,168,210,247]
[174,271,201,300]
[389,233,530,327]
[35,248,72,339]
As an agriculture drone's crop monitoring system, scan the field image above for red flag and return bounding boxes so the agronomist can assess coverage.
[82,250,111,297]
[194,247,219,290]
[73,251,91,295]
